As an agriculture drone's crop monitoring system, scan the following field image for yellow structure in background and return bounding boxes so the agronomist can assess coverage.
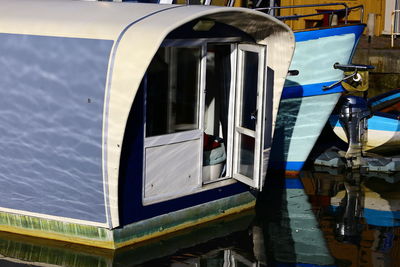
[233,0,385,35]
[175,0,389,36]
[278,0,386,35]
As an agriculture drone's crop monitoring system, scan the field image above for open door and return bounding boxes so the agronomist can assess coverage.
[232,44,267,189]
[143,41,269,204]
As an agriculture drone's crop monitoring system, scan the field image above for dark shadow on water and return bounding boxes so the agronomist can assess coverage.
[255,169,295,265]
[268,82,303,169]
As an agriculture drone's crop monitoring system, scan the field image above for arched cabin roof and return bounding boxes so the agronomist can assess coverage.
[0,0,294,228]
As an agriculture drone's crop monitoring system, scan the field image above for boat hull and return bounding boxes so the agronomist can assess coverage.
[270,24,365,174]
[270,93,341,173]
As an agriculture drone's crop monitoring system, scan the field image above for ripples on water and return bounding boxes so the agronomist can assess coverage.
[0,164,399,266]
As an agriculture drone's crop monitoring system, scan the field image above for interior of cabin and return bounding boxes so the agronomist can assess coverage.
[145,43,233,182]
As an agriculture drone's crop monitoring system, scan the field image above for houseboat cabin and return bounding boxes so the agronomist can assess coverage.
[0,0,294,249]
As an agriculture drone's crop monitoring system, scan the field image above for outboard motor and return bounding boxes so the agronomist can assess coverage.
[324,63,374,168]
[339,96,371,167]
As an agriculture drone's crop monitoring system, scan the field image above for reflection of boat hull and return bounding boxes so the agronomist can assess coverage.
[258,177,335,265]
[331,113,400,153]
[301,169,400,263]
[0,210,255,266]
[330,178,400,227]
[270,24,365,174]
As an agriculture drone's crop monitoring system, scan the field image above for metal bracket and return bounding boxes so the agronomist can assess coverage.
[323,71,358,91]
[322,63,374,91]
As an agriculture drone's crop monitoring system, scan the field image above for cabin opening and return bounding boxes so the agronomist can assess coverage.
[141,20,271,205]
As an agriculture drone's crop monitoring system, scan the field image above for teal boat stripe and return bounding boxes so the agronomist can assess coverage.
[370,91,400,107]
[332,115,400,132]
[282,81,344,99]
[368,116,400,132]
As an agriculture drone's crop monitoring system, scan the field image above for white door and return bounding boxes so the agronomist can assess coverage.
[232,44,267,189]
[143,45,205,205]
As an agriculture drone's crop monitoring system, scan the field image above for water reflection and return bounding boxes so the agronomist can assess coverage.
[301,166,400,266]
[0,211,255,267]
[256,171,335,266]
[1,167,400,266]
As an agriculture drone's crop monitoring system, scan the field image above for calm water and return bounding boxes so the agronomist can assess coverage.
[1,164,399,266]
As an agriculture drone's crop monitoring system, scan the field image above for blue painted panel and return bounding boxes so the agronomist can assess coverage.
[0,33,113,223]
[294,24,365,42]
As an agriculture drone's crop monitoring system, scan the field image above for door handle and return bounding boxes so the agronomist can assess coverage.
[251,109,258,120]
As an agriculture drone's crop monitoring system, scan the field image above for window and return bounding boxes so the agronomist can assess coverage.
[146,46,201,137]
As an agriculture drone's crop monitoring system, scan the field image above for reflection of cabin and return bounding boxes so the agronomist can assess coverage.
[0,0,294,249]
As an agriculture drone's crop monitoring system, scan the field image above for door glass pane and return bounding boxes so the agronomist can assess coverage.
[238,134,255,178]
[203,44,231,182]
[146,46,201,137]
[240,51,259,131]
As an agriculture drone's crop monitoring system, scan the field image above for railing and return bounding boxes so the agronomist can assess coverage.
[114,0,364,29]
[391,10,400,47]
[255,3,364,26]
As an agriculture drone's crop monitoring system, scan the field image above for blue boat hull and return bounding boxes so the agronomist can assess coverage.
[270,24,365,174]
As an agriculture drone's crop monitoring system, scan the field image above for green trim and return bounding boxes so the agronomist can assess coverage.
[0,212,110,241]
[0,192,255,249]
[113,192,255,246]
